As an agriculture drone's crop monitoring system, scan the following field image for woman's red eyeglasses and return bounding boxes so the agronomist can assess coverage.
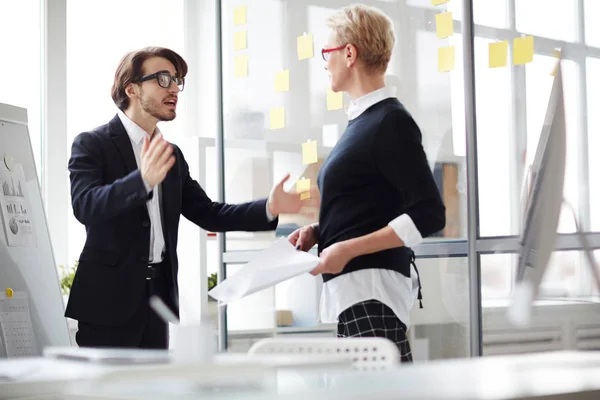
[321,44,347,61]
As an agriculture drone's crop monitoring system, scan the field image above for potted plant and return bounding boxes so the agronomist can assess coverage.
[208,273,218,299]
[58,260,78,307]
[207,272,218,320]
[59,260,78,295]
[58,261,79,340]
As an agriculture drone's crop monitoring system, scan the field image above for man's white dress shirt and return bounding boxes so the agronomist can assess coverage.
[117,111,165,264]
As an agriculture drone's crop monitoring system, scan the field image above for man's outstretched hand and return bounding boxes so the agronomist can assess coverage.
[267,174,319,218]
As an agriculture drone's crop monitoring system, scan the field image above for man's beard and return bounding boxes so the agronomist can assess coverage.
[140,94,176,122]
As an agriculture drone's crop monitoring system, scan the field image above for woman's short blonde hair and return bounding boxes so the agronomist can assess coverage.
[326,4,395,74]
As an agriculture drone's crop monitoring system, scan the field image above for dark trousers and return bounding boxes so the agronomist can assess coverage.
[337,299,413,363]
[75,272,169,349]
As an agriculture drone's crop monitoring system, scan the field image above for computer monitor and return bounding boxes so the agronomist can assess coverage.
[507,61,567,327]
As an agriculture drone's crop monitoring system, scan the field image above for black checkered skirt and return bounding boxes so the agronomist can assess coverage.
[337,299,412,363]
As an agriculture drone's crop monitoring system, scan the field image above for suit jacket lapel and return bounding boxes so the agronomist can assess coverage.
[108,114,150,223]
[109,114,138,174]
[159,163,177,245]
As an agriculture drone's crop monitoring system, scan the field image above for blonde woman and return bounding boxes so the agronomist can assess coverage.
[288,4,445,363]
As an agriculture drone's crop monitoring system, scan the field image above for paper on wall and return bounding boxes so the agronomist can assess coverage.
[0,292,37,357]
[0,163,36,247]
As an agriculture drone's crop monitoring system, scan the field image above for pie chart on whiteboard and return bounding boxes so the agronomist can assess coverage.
[9,217,18,235]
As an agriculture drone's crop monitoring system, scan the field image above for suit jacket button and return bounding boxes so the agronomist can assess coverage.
[142,220,150,228]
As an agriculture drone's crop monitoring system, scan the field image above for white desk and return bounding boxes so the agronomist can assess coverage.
[1,350,600,399]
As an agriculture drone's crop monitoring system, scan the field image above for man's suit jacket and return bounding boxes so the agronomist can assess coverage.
[66,115,277,326]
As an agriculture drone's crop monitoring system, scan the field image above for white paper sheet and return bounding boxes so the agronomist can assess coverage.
[43,346,170,365]
[208,238,319,305]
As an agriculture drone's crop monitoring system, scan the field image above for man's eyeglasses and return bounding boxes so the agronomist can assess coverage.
[136,71,185,91]
[321,44,347,62]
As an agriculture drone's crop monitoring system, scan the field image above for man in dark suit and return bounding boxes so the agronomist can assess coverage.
[66,47,313,349]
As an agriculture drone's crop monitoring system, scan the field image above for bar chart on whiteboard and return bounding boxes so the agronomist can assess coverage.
[0,162,36,247]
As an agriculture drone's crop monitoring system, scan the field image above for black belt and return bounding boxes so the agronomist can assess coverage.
[146,264,163,280]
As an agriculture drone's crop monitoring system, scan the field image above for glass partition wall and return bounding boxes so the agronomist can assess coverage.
[207,0,600,359]
[217,0,471,358]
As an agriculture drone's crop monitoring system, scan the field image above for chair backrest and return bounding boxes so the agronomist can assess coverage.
[248,337,401,368]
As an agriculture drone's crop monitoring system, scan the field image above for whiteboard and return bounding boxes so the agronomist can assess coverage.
[0,102,71,357]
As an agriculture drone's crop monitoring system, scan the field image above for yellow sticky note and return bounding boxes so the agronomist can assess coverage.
[297,33,314,60]
[297,178,311,198]
[302,140,318,165]
[234,30,247,51]
[436,12,454,39]
[275,70,290,92]
[326,87,343,110]
[513,36,534,66]
[270,106,285,130]
[234,55,248,78]
[489,41,508,68]
[432,0,449,5]
[438,46,455,72]
[234,6,247,26]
